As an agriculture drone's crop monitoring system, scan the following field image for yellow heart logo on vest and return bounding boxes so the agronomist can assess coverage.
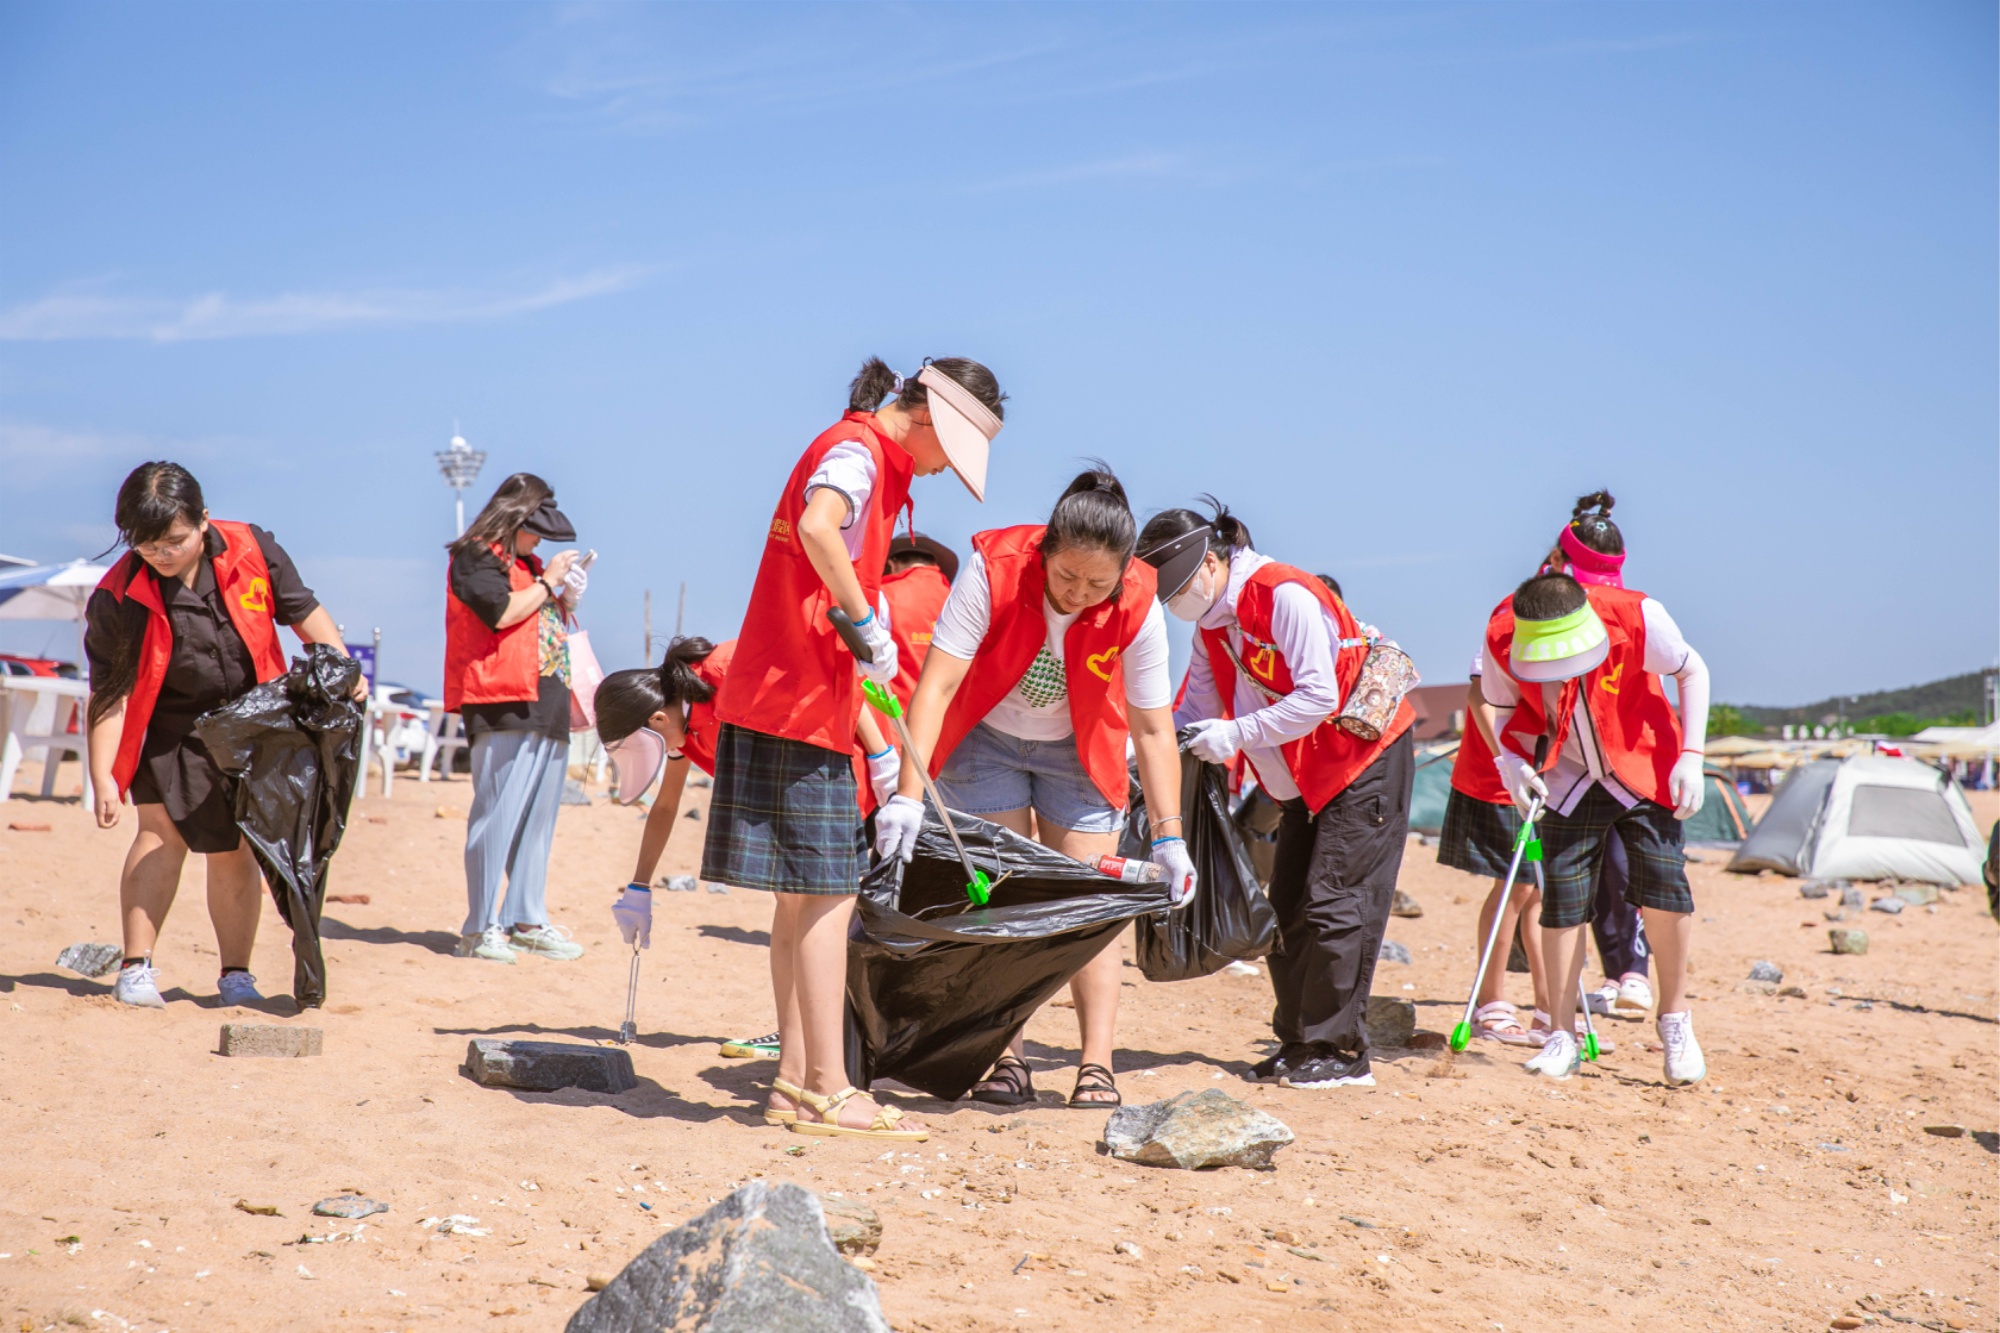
[1598,661,1624,694]
[238,577,272,615]
[1086,646,1121,682]
[1248,644,1276,680]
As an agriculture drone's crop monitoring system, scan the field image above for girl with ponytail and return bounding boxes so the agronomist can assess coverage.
[875,466,1187,1110]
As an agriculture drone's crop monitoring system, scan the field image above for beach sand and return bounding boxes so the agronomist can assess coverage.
[1,771,1993,1332]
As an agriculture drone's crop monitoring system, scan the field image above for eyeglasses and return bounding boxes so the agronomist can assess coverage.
[134,528,201,561]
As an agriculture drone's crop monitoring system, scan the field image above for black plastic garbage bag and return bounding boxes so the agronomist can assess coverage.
[846,809,1170,1101]
[193,645,362,1009]
[1120,747,1277,982]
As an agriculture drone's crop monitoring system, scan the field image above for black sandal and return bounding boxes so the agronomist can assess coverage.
[970,1054,1036,1106]
[1068,1062,1121,1108]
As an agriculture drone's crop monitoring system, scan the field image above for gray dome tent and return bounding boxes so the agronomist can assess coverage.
[1727,755,1984,885]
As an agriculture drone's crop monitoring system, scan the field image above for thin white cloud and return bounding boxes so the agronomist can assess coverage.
[965,152,1206,194]
[0,266,655,343]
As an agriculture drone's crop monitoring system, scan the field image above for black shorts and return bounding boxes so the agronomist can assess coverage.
[1437,788,1521,879]
[699,723,865,896]
[1536,785,1692,927]
[129,729,242,855]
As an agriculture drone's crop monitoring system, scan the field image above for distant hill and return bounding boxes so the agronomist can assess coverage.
[1737,671,1989,729]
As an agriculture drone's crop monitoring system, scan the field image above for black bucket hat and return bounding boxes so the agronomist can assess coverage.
[521,496,575,542]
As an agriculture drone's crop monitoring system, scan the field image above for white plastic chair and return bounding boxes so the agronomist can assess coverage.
[421,707,467,782]
[0,678,91,806]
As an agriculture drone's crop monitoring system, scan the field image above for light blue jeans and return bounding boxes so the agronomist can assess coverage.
[462,731,568,935]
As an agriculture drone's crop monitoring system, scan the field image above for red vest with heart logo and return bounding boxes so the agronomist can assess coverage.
[1449,595,1514,805]
[1199,561,1415,813]
[929,524,1157,809]
[444,543,546,712]
[679,638,736,777]
[95,519,288,797]
[1494,583,1680,807]
[713,413,915,754]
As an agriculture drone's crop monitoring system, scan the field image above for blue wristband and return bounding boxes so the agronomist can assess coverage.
[854,609,875,627]
[626,883,650,893]
[865,748,894,761]
[1150,836,1185,849]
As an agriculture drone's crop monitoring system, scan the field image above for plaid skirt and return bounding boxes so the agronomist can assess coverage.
[1437,787,1521,879]
[699,723,866,896]
[1538,784,1691,927]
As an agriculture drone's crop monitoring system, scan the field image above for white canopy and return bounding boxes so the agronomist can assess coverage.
[1910,720,2000,748]
[0,561,110,622]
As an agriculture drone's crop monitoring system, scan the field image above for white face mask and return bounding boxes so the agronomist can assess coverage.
[1166,564,1214,623]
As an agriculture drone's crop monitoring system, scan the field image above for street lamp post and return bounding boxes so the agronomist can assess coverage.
[434,431,488,537]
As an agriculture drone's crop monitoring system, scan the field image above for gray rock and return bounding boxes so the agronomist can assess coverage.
[661,875,699,893]
[1364,996,1416,1048]
[57,942,125,978]
[1893,883,1939,906]
[706,882,730,894]
[1103,1089,1294,1171]
[689,775,713,789]
[565,1181,887,1333]
[219,1024,323,1058]
[1828,928,1869,956]
[1377,940,1412,965]
[1869,896,1904,915]
[1798,882,1831,900]
[1778,985,1808,999]
[1840,886,1865,909]
[312,1195,388,1219]
[1747,960,1783,983]
[1823,908,1847,922]
[816,1196,881,1254]
[562,780,592,806]
[463,1039,637,1094]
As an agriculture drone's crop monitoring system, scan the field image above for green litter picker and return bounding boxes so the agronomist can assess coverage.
[826,607,993,907]
[1448,737,1550,1054]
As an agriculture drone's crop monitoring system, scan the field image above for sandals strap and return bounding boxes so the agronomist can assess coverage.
[1073,1063,1118,1093]
[799,1085,906,1133]
[771,1076,805,1101]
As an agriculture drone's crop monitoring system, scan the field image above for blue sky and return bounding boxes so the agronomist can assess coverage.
[1,1,1992,706]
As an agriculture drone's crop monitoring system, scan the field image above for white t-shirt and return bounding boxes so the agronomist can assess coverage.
[1480,597,1695,816]
[929,550,1172,742]
[803,439,877,563]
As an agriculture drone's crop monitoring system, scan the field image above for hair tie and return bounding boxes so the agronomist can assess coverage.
[889,373,905,395]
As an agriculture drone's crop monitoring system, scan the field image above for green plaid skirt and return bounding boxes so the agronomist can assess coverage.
[1438,787,1521,879]
[699,723,866,896]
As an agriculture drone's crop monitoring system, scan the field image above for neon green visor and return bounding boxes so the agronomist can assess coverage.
[1510,602,1609,683]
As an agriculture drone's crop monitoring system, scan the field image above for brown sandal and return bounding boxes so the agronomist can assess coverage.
[970,1054,1036,1107]
[1068,1062,1121,1108]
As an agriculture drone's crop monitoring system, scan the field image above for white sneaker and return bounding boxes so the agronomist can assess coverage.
[1658,1010,1705,1086]
[115,962,166,1009]
[508,924,584,961]
[1584,982,1619,1016]
[217,972,264,1006]
[1525,1029,1579,1079]
[455,928,517,963]
[1613,974,1654,1021]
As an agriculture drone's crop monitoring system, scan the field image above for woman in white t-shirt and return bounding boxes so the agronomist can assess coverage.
[875,469,1191,1108]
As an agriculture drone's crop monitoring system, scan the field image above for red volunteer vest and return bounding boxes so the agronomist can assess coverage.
[679,639,736,777]
[95,519,288,797]
[444,545,545,713]
[1200,561,1416,814]
[714,413,915,754]
[1495,584,1680,807]
[881,563,951,709]
[1449,596,1513,805]
[929,525,1157,809]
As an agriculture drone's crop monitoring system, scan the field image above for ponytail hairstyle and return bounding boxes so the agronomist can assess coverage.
[1040,463,1135,564]
[1136,494,1254,561]
[112,461,206,550]
[847,355,1008,422]
[449,472,552,560]
[592,637,718,746]
[1566,490,1623,556]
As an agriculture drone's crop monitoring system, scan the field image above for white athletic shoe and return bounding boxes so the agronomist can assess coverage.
[216,971,264,1007]
[1613,974,1654,1021]
[1525,1029,1580,1079]
[455,928,518,963]
[509,924,584,961]
[1658,1010,1705,1086]
[1584,982,1620,1017]
[115,962,166,1009]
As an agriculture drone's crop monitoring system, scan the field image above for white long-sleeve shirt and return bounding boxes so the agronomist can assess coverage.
[1480,597,1709,816]
[1171,549,1346,802]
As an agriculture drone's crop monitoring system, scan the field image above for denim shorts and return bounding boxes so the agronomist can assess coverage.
[934,721,1124,835]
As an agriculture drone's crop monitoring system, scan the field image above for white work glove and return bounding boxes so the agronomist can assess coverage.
[1668,752,1706,820]
[874,794,925,864]
[865,747,901,809]
[1150,837,1198,908]
[1184,717,1241,766]
[563,561,589,603]
[1493,752,1548,817]
[612,884,652,949]
[851,609,898,685]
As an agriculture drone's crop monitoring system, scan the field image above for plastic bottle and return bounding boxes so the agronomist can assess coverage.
[1095,855,1162,883]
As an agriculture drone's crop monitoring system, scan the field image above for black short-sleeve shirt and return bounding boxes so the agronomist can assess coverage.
[448,545,571,742]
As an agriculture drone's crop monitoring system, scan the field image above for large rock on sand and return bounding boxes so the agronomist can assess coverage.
[1103,1089,1294,1170]
[565,1181,887,1333]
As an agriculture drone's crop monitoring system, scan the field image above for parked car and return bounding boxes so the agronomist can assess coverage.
[0,654,77,679]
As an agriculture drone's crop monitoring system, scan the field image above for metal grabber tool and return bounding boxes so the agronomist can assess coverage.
[617,940,641,1045]
[826,607,993,906]
[1449,736,1550,1054]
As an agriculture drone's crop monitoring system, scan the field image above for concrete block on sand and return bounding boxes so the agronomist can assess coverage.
[1828,929,1869,956]
[1364,995,1417,1048]
[220,1024,323,1058]
[566,1181,887,1333]
[463,1039,637,1094]
[1103,1089,1294,1171]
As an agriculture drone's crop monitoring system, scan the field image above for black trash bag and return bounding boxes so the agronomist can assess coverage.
[845,808,1171,1102]
[193,645,362,1009]
[1119,747,1277,982]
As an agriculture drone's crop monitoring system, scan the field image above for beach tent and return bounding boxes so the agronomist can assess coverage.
[1682,765,1753,846]
[1409,741,1458,835]
[0,561,110,669]
[1727,755,1984,884]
